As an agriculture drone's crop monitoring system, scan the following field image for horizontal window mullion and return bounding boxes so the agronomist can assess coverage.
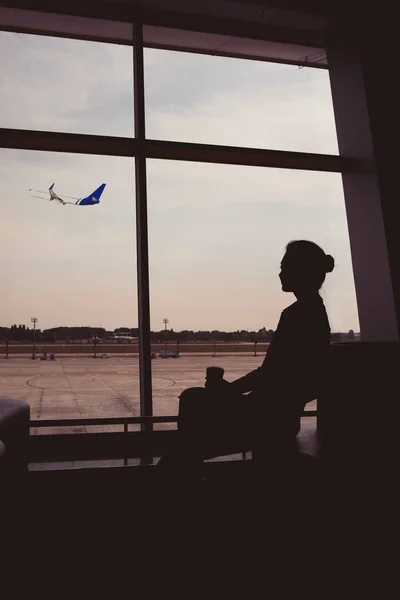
[145,138,344,173]
[0,128,344,172]
[0,1,325,49]
[0,128,138,156]
[0,22,327,69]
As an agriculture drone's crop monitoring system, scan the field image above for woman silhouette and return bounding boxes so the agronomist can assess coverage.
[159,240,335,477]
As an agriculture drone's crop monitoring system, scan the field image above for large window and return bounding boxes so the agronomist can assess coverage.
[145,49,338,154]
[0,149,139,432]
[0,31,134,137]
[0,19,360,440]
[147,160,358,415]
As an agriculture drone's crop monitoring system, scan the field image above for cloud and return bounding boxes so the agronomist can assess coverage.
[147,159,344,210]
[0,32,133,136]
[145,48,338,154]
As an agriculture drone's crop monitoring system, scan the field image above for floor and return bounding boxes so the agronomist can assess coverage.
[0,358,351,593]
[1,456,353,595]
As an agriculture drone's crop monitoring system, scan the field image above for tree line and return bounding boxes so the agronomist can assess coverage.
[0,325,106,343]
[0,324,355,343]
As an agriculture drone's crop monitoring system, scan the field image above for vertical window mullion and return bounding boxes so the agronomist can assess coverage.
[133,20,153,428]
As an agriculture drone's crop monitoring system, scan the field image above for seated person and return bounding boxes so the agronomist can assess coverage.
[157,240,334,479]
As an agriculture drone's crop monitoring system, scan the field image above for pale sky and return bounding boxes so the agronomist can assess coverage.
[0,31,360,333]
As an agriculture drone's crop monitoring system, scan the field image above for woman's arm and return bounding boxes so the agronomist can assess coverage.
[229,367,264,394]
[230,302,330,399]
[228,315,284,393]
[228,308,290,394]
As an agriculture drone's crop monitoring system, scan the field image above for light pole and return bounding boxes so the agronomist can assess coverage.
[31,317,38,360]
[93,336,98,359]
[163,318,169,356]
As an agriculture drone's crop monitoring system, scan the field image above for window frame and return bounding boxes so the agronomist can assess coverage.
[1,6,393,431]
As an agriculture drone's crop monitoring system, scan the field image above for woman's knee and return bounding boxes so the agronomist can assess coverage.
[179,387,206,410]
[178,387,208,425]
[179,387,206,402]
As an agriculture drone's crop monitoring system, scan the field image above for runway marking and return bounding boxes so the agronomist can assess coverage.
[28,372,54,417]
[32,374,41,410]
[85,373,119,398]
[43,391,109,395]
[153,370,206,373]
[117,371,138,375]
[26,373,55,389]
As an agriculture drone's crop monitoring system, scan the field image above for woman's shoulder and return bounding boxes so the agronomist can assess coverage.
[281,297,329,326]
[283,295,325,311]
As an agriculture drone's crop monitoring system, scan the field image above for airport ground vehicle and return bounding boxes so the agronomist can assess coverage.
[158,350,180,358]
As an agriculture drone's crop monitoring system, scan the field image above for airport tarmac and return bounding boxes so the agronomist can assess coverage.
[0,354,316,435]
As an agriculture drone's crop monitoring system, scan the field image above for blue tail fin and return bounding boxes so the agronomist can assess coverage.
[91,183,106,202]
[49,183,55,190]
[77,183,106,206]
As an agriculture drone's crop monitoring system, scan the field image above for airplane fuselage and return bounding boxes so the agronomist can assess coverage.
[30,182,106,207]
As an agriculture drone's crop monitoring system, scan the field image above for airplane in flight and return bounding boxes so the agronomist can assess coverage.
[29,183,106,206]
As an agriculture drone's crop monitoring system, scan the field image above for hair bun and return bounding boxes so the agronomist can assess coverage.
[325,254,335,273]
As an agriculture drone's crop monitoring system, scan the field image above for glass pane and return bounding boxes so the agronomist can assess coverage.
[148,160,359,416]
[145,49,338,154]
[0,31,133,136]
[0,149,139,433]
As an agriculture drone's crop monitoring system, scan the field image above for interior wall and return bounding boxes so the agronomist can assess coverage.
[327,14,399,341]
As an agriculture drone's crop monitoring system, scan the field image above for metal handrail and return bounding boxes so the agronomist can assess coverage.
[28,411,318,465]
[30,410,317,428]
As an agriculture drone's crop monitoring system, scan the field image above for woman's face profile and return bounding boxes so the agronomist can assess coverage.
[279,253,297,292]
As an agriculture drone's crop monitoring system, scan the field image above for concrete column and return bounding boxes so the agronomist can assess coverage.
[327,17,399,341]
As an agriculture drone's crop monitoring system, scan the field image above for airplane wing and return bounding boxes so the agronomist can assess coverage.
[31,195,51,201]
[29,188,79,200]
